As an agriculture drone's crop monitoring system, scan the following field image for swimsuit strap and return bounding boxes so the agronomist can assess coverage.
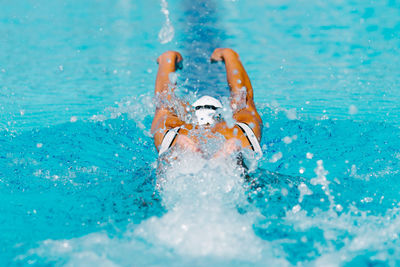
[158,126,181,155]
[235,122,263,158]
[158,123,263,157]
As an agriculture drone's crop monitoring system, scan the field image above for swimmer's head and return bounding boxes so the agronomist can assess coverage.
[192,96,223,126]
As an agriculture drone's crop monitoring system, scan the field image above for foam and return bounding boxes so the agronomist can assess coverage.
[285,207,400,266]
[18,124,400,266]
[21,151,289,266]
[136,152,263,261]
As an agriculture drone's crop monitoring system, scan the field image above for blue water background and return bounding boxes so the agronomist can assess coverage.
[1,0,400,266]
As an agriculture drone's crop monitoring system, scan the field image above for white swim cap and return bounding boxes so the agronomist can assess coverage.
[192,96,223,125]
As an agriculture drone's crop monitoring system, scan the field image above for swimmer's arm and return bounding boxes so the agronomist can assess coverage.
[155,51,183,99]
[155,51,190,112]
[210,48,253,101]
[211,48,262,140]
[152,51,185,151]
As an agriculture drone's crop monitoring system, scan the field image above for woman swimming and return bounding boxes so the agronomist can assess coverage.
[151,48,263,159]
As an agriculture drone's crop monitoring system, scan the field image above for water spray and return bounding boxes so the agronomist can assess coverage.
[158,0,174,44]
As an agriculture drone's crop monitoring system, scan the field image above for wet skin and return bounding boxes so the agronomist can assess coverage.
[151,48,263,156]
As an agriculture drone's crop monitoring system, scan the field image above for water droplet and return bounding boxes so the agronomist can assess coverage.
[283,136,292,144]
[292,204,301,213]
[335,204,343,212]
[286,108,297,120]
[269,152,282,163]
[349,104,358,115]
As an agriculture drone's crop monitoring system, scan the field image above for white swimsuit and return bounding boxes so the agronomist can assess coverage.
[158,126,182,155]
[158,123,263,157]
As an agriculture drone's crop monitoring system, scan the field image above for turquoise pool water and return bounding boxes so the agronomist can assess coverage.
[1,0,400,266]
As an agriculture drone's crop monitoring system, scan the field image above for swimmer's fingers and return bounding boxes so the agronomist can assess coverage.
[210,48,225,63]
[157,51,183,68]
[210,48,239,63]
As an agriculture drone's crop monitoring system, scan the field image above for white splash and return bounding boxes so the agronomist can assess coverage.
[22,151,289,266]
[137,152,264,260]
[285,207,400,266]
[298,182,313,203]
[220,96,236,128]
[310,160,334,209]
[158,0,174,44]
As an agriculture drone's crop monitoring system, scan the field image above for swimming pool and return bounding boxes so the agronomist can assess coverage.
[1,0,400,266]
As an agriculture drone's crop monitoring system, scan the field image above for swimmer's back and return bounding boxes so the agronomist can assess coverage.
[166,121,256,155]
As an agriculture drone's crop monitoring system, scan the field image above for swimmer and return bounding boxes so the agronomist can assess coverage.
[151,48,262,160]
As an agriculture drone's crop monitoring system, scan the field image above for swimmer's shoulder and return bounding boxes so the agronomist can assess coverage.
[164,122,253,150]
[165,123,196,149]
[212,122,253,150]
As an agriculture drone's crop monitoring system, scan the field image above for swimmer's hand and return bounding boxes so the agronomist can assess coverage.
[210,48,239,63]
[157,51,183,70]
